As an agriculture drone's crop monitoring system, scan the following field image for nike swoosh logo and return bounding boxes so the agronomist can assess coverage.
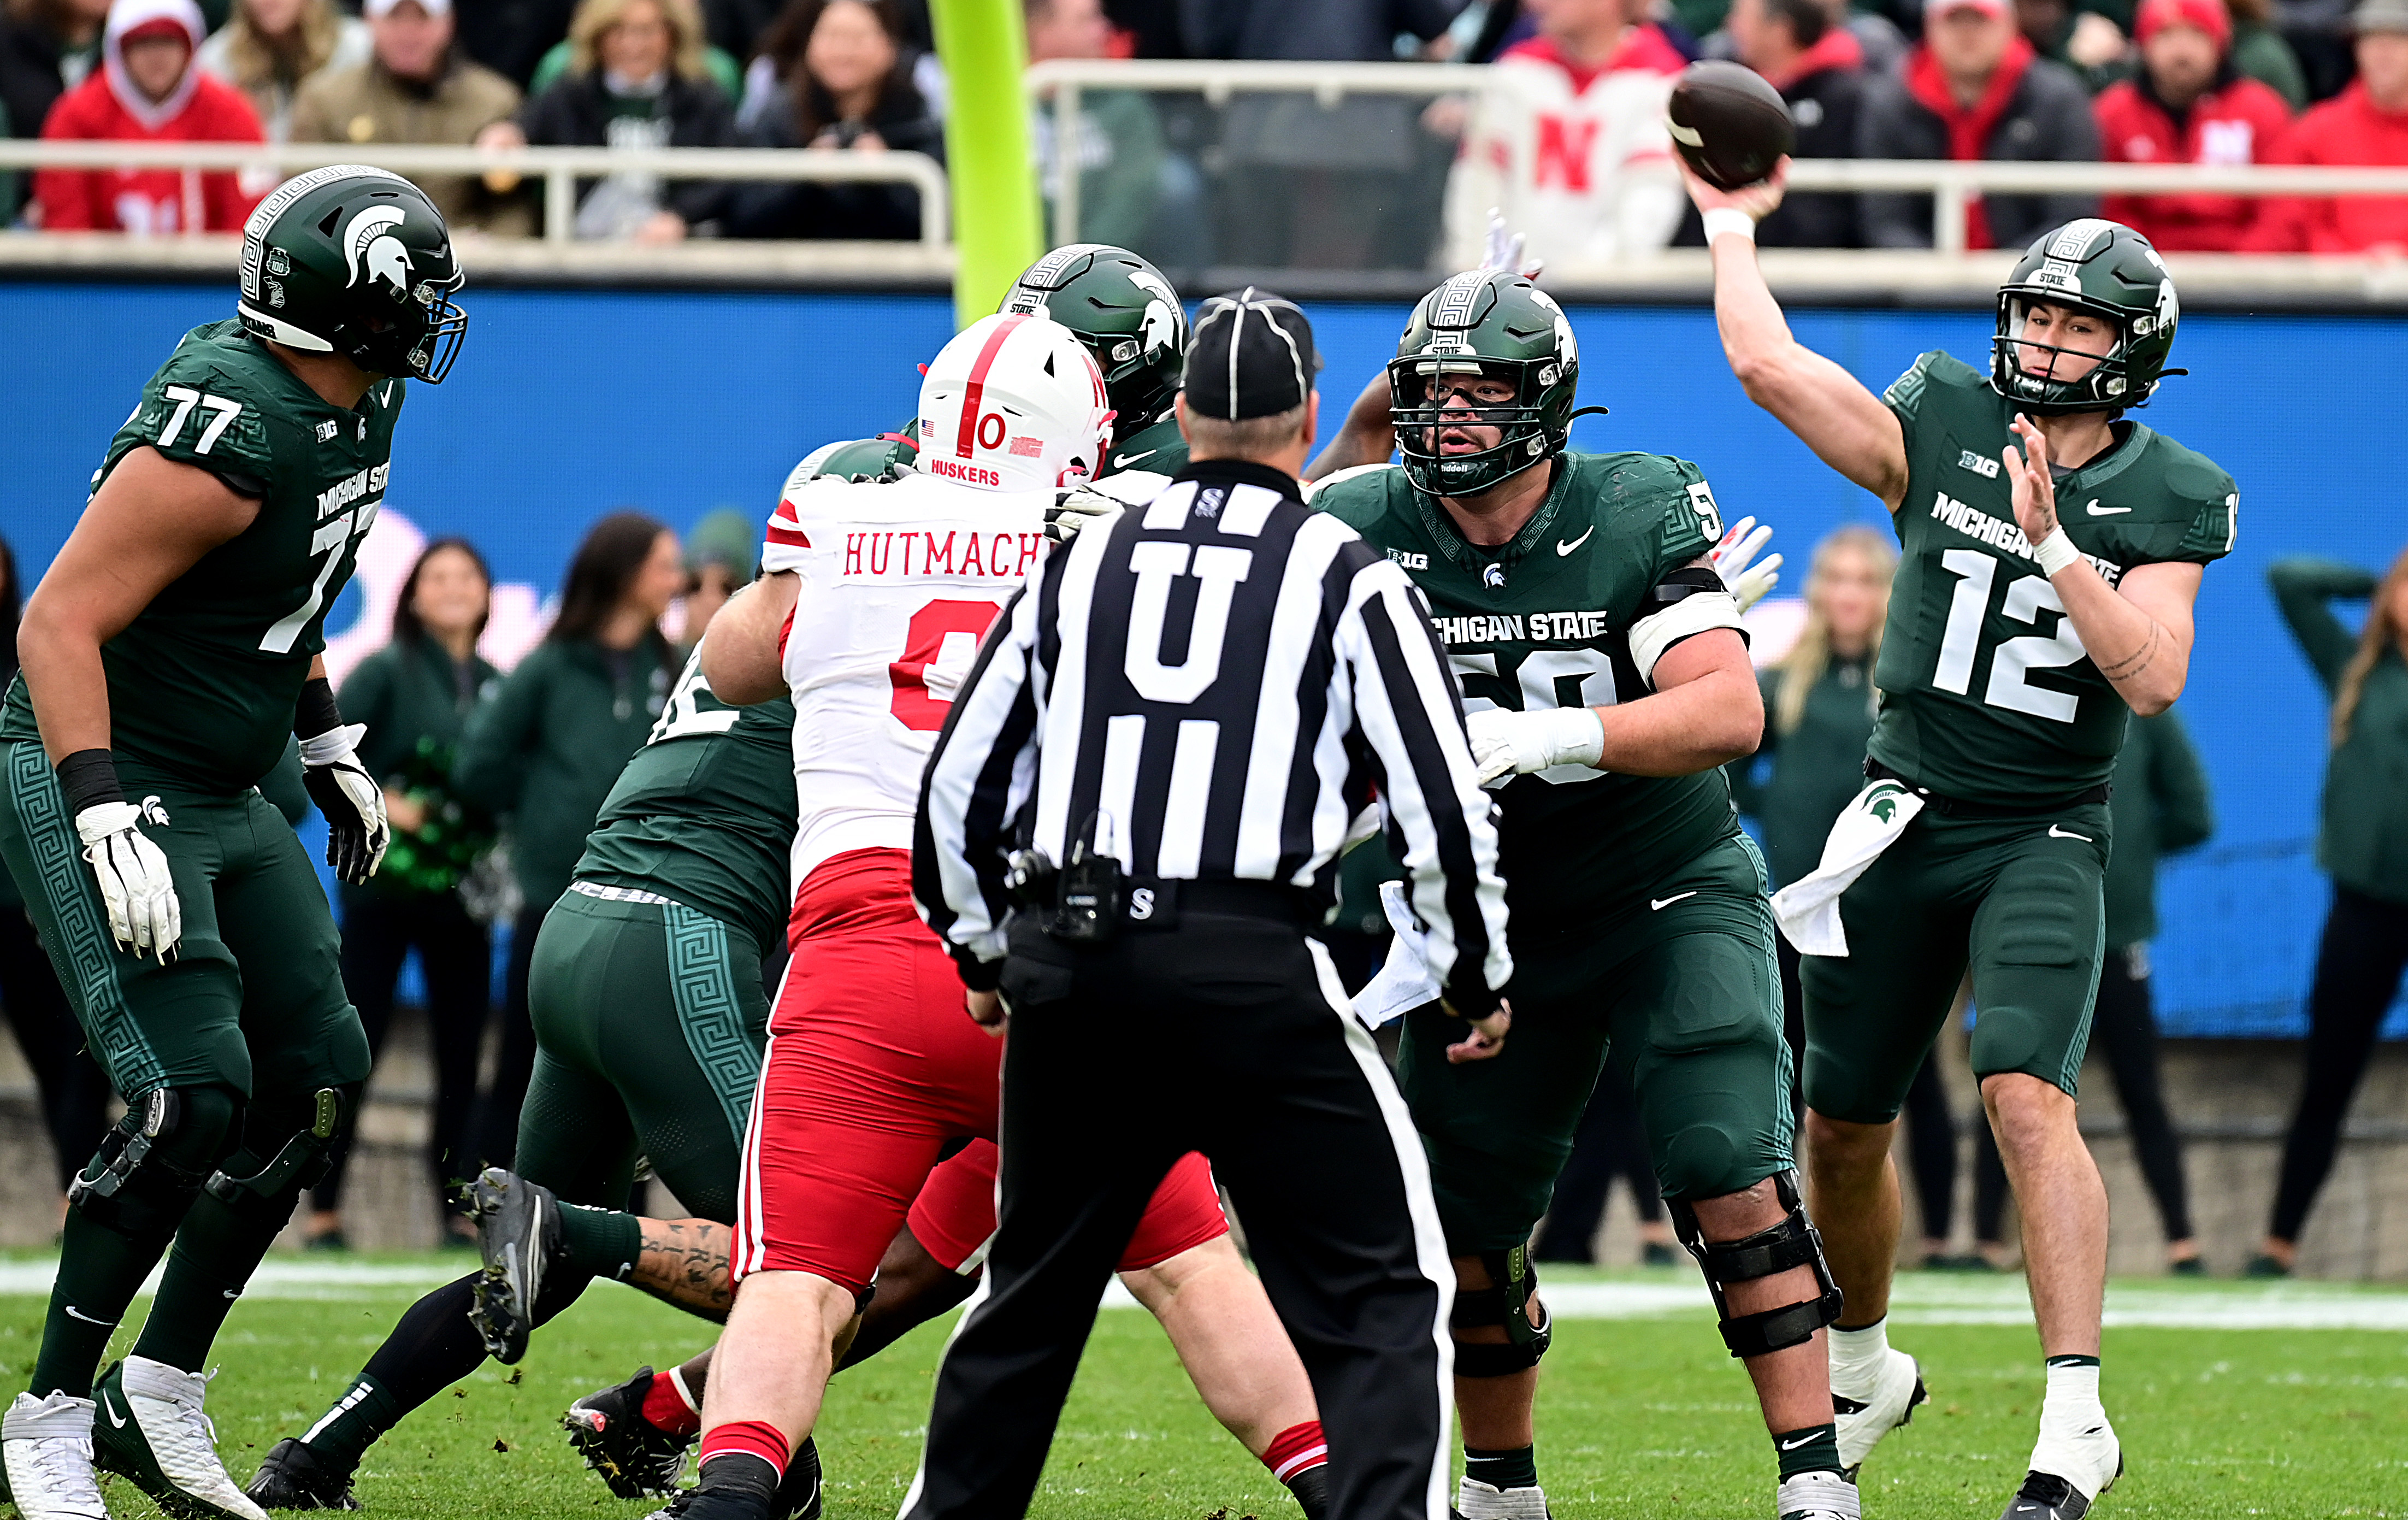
[380,382,394,406]
[1650,891,1697,911]
[2086,503,2131,515]
[62,1305,114,1327]
[101,1393,127,1429]
[1556,525,1596,556]
[2049,824,2093,841]
[1112,448,1158,468]
[1779,1433,1820,1450]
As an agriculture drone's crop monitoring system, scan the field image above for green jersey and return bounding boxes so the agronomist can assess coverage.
[802,410,1188,485]
[574,646,799,952]
[1315,452,1742,935]
[1,320,401,794]
[1874,351,2237,805]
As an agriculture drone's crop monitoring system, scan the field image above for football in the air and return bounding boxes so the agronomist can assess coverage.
[1666,61,1794,191]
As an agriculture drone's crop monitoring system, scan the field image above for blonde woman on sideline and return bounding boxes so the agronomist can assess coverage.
[195,0,368,140]
[2253,548,2408,1275]
[1729,526,1969,1265]
[481,0,735,241]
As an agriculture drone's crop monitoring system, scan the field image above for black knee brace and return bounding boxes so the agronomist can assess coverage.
[1450,1244,1554,1378]
[69,1086,239,1236]
[1667,1169,1844,1360]
[204,1086,356,1222]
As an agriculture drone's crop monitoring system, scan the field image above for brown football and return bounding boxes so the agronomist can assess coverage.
[1666,60,1793,191]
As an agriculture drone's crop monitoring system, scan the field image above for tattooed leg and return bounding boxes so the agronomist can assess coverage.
[631,1218,735,1318]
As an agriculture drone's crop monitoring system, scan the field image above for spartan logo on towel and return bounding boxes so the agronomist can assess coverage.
[342,206,414,298]
[1866,780,1912,824]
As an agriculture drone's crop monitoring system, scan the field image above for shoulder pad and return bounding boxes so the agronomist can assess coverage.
[1881,350,1982,419]
[2161,446,2239,562]
[137,344,277,478]
[1305,463,1402,519]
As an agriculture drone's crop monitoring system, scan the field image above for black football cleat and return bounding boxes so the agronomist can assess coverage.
[772,1437,823,1520]
[467,1168,561,1365]
[563,1368,693,1499]
[646,1451,781,1520]
[1998,1458,2122,1520]
[244,1439,358,1512]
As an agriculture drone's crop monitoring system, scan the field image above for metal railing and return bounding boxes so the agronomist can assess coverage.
[1025,56,2408,257]
[0,139,949,248]
[10,67,2408,270]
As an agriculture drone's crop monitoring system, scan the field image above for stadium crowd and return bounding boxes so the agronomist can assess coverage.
[4,0,2408,253]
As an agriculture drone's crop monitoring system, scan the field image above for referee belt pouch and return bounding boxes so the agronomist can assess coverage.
[1019,856,1315,943]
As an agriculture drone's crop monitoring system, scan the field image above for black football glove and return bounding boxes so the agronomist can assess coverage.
[300,722,389,885]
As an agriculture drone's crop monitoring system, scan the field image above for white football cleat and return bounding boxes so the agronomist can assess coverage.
[3,1390,108,1520]
[1778,1469,1862,1520]
[92,1357,268,1520]
[1453,1476,1554,1519]
[2009,1405,2122,1518]
[1834,1346,1928,1476]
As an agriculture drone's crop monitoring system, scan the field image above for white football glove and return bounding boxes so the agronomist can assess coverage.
[301,722,388,885]
[1710,515,1784,612]
[1479,207,1545,280]
[1463,706,1604,789]
[75,802,181,959]
[1044,484,1121,547]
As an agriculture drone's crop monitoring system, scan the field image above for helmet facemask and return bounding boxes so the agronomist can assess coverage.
[1988,293,2146,415]
[1389,354,1564,498]
[379,271,468,384]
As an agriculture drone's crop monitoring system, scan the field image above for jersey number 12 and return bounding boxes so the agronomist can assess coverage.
[1932,547,2085,723]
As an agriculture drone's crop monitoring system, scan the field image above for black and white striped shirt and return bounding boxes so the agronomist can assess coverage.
[914,458,1513,1004]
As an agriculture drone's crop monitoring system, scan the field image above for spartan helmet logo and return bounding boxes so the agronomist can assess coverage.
[1129,268,1183,360]
[341,204,414,297]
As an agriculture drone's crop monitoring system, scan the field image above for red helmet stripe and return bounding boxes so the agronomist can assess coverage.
[955,314,1029,459]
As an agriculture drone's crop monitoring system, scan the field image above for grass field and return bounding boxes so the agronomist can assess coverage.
[0,1259,2401,1519]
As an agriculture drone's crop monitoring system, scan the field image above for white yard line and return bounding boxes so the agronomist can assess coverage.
[1103,1274,2408,1330]
[0,1256,2401,1330]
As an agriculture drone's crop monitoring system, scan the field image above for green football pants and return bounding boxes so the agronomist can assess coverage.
[1398,834,1793,1254]
[1801,799,2112,1126]
[516,886,767,1221]
[0,743,368,1104]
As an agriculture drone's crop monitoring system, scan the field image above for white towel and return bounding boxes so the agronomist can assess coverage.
[1351,880,1442,1026]
[1768,778,1927,957]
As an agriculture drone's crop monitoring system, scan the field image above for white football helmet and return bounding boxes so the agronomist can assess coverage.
[916,313,1114,494]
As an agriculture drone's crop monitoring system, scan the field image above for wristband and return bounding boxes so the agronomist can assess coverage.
[1537,705,1607,769]
[55,749,124,814]
[1442,977,1503,1023]
[294,676,342,741]
[2031,528,2083,578]
[1701,208,1757,245]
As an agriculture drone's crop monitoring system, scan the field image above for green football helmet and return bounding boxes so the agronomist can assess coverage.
[1000,244,1186,427]
[236,166,468,384]
[1389,269,1585,498]
[1990,219,2182,415]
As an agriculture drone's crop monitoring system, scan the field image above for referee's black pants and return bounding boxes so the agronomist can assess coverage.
[903,910,1452,1520]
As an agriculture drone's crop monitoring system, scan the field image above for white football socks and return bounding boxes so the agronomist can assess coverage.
[2031,1358,2116,1493]
[1827,1319,1891,1400]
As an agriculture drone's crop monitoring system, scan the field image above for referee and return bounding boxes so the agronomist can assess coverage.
[909,288,1514,1520]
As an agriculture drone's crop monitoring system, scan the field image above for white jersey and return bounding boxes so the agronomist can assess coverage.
[1442,31,1687,274]
[762,466,1050,890]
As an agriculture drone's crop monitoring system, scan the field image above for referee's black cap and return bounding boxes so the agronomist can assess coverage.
[1184,287,1321,421]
